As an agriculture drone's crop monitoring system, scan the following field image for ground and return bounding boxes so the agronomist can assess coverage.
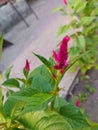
[72,68,98,123]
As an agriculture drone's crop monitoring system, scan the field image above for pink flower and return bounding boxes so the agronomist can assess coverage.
[53,36,70,70]
[63,0,67,5]
[25,59,30,71]
[75,98,80,107]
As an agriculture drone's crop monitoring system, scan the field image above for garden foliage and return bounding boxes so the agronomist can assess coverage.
[0,0,98,129]
[54,0,98,74]
[0,36,98,129]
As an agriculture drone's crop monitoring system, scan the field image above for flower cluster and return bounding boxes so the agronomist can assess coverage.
[53,35,70,70]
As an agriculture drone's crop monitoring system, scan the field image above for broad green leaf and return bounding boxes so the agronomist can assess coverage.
[3,88,38,117]
[5,65,13,79]
[22,93,54,114]
[52,6,63,13]
[32,52,53,73]
[29,65,55,86]
[59,104,90,129]
[10,88,39,102]
[3,97,25,117]
[19,110,72,130]
[76,35,86,51]
[2,78,20,88]
[0,34,3,59]
[31,73,54,93]
[57,25,69,36]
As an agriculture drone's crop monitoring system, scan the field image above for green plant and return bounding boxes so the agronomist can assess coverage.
[0,35,98,130]
[86,85,96,94]
[54,0,98,74]
[78,92,88,103]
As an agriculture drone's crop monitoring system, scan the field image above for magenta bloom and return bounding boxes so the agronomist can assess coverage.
[75,98,80,107]
[53,36,70,70]
[63,0,67,5]
[25,59,30,71]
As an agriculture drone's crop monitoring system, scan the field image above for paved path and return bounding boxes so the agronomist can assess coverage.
[0,0,63,71]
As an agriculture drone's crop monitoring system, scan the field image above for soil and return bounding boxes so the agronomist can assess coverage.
[72,68,98,123]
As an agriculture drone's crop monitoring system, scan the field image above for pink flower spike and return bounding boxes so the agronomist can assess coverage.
[53,35,70,70]
[25,59,30,72]
[75,98,80,107]
[63,0,67,5]
[53,50,59,62]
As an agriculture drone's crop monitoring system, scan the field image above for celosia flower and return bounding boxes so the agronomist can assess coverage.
[75,98,80,107]
[53,36,70,70]
[25,59,30,71]
[63,0,67,5]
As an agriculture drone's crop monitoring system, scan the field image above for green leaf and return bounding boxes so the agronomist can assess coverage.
[22,93,54,114]
[79,17,95,26]
[59,104,90,129]
[0,33,3,59]
[29,65,55,87]
[3,97,25,117]
[54,96,67,111]
[23,68,28,78]
[31,73,54,93]
[0,88,5,124]
[76,35,86,51]
[32,52,52,73]
[3,88,39,117]
[52,6,63,13]
[75,2,87,13]
[57,25,69,36]
[19,111,72,130]
[0,88,3,112]
[2,78,20,88]
[10,88,39,102]
[5,65,13,79]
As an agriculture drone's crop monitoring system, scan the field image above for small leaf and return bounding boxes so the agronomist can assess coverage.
[76,35,86,51]
[5,65,13,79]
[52,6,63,13]
[2,78,20,88]
[79,17,95,26]
[23,68,28,78]
[54,96,67,111]
[57,25,69,36]
[75,2,87,13]
[32,52,52,73]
